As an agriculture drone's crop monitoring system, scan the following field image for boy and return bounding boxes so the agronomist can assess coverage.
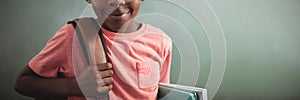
[14,0,172,99]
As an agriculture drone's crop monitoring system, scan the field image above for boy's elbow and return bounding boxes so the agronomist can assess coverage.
[14,76,37,98]
[14,66,35,97]
[14,81,23,95]
[14,76,28,96]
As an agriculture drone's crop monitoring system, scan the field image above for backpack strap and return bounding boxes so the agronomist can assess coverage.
[68,18,109,65]
[68,18,109,99]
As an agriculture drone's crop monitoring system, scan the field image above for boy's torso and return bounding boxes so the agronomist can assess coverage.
[29,23,171,100]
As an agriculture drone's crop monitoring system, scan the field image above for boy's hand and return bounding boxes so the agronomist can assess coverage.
[75,63,113,98]
[96,63,113,93]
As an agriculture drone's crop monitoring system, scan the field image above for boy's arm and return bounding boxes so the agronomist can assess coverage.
[159,40,172,83]
[14,65,81,98]
[14,64,113,98]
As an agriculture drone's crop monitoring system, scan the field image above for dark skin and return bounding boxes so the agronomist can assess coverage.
[14,0,143,98]
[14,64,113,98]
[89,0,143,33]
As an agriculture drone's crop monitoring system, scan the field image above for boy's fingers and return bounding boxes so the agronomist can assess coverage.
[97,77,113,86]
[107,84,113,90]
[103,77,113,85]
[96,63,112,71]
[98,70,113,78]
[97,84,113,93]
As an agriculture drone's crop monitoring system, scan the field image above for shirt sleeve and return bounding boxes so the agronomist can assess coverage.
[159,38,172,83]
[28,24,71,78]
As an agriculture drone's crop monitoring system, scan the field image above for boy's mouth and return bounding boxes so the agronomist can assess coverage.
[110,10,130,17]
[111,13,126,17]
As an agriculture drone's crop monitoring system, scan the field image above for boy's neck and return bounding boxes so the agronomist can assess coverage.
[98,19,142,33]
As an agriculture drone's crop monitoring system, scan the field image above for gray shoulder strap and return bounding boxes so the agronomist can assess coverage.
[75,18,107,65]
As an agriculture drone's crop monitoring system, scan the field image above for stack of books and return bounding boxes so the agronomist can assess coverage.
[158,83,208,100]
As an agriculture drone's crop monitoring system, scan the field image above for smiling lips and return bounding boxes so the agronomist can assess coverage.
[107,10,131,19]
[111,12,127,16]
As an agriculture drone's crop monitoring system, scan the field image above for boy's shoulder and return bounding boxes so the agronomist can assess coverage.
[143,23,171,41]
[144,24,164,33]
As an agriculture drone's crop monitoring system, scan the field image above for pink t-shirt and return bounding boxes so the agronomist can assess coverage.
[29,23,172,100]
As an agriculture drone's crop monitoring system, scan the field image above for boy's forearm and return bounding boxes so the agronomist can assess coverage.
[14,66,82,98]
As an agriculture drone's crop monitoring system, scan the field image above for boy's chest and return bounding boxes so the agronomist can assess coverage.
[104,37,163,88]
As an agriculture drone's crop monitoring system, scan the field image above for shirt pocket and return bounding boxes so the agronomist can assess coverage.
[136,61,160,89]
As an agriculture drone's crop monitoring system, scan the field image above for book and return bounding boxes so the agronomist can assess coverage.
[158,83,208,100]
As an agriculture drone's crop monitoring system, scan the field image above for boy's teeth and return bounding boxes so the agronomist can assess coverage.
[112,14,125,16]
[120,14,126,17]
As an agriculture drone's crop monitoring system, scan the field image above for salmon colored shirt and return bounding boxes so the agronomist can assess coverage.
[29,22,172,100]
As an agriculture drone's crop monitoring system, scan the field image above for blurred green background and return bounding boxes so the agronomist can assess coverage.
[1,0,299,100]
